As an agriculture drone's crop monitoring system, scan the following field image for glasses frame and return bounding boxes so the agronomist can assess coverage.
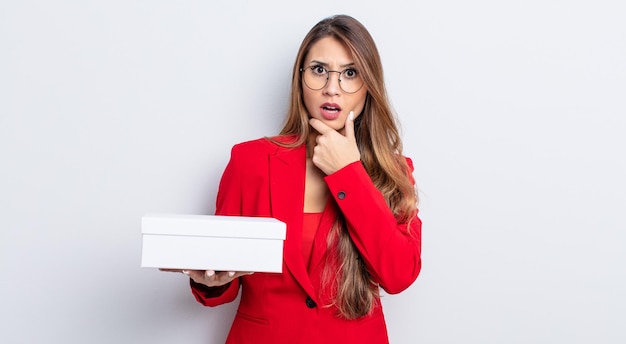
[299,66,365,94]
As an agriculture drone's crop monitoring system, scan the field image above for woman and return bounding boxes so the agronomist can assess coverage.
[184,14,421,343]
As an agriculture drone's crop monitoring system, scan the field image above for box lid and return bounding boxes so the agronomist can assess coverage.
[141,213,286,240]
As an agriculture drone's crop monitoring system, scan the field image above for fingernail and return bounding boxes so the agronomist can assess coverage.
[206,270,215,277]
[228,271,235,277]
[182,270,189,275]
[349,111,354,120]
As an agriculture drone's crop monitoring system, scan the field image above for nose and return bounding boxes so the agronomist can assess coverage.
[323,71,341,95]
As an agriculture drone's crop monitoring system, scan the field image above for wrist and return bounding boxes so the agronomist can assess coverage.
[190,278,232,297]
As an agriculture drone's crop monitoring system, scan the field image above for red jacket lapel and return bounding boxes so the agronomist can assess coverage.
[268,144,316,299]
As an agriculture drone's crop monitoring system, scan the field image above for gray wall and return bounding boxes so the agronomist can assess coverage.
[1,1,624,343]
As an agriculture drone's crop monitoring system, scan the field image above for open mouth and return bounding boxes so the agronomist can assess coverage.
[322,103,342,113]
[320,103,342,120]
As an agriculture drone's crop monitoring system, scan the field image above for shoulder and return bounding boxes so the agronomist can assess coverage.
[231,137,274,153]
[230,135,300,156]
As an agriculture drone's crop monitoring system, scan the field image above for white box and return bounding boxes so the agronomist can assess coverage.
[141,214,286,273]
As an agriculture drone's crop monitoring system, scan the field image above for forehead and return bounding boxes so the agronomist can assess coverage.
[304,36,354,66]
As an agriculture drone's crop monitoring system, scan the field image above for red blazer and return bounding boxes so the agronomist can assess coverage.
[191,137,422,344]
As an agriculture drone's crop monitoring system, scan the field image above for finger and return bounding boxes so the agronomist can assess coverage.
[229,271,255,278]
[186,269,208,282]
[213,271,242,284]
[309,118,332,135]
[344,111,355,139]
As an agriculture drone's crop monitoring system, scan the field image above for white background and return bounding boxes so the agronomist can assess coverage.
[1,1,625,343]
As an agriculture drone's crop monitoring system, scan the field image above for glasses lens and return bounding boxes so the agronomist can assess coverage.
[302,68,326,90]
[339,69,363,93]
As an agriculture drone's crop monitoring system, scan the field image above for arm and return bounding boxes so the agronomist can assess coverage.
[324,158,421,294]
[190,145,244,307]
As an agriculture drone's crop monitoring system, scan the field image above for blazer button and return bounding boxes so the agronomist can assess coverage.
[337,191,346,200]
[305,297,317,308]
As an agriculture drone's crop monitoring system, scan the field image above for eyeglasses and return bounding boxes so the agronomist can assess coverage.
[300,65,365,94]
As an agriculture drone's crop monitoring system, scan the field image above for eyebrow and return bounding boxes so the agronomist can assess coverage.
[308,60,356,68]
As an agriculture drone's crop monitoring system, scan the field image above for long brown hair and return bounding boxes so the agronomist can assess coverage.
[277,15,418,319]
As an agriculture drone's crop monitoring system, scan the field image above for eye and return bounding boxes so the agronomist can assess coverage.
[311,65,327,76]
[343,68,358,79]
